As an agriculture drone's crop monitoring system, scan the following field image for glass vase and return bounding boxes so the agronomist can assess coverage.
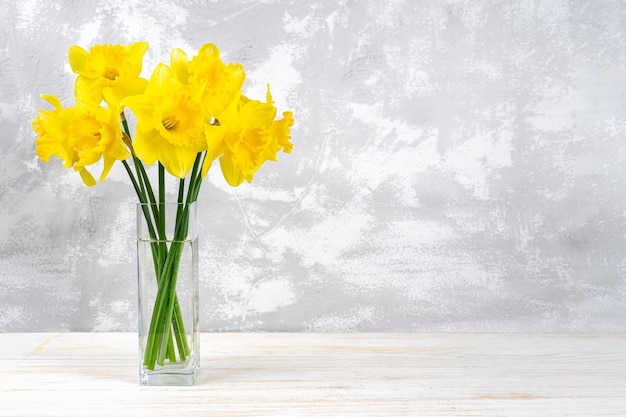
[137,202,199,386]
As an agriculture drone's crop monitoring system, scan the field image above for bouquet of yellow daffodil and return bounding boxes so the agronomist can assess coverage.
[31,42,293,380]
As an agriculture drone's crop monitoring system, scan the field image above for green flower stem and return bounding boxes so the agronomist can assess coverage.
[165,332,175,363]
[157,180,190,364]
[139,162,160,230]
[186,153,204,204]
[122,160,156,241]
[171,179,190,359]
[142,204,190,369]
[148,221,189,367]
[157,163,167,300]
[142,217,184,369]
[155,241,185,366]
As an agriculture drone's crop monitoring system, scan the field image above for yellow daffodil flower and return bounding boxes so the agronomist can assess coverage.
[68,101,130,183]
[203,86,294,186]
[69,42,149,107]
[32,94,96,186]
[170,43,245,120]
[33,95,77,168]
[122,63,206,178]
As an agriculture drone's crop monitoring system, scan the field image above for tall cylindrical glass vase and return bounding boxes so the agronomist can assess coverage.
[137,202,199,386]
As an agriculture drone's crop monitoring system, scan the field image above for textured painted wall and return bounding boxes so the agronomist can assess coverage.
[1,0,626,332]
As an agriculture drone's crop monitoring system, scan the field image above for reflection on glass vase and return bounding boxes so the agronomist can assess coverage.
[137,202,199,386]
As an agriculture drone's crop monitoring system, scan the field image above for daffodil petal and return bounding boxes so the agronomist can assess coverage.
[126,42,149,76]
[106,134,131,161]
[198,43,220,59]
[159,145,200,178]
[122,94,155,127]
[68,45,89,74]
[75,76,104,104]
[99,155,115,182]
[170,48,189,84]
[41,94,63,110]
[78,168,96,187]
[145,63,177,96]
[133,128,162,166]
[105,77,148,108]
[219,154,245,186]
[201,124,227,178]
[215,90,241,124]
[239,98,276,129]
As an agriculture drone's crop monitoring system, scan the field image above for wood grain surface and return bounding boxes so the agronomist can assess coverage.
[1,333,625,416]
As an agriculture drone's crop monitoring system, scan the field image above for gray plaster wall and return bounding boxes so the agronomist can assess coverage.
[1,0,626,332]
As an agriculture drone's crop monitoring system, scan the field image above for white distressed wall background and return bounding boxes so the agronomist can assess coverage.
[1,0,626,332]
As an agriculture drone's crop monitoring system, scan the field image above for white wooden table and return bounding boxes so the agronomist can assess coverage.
[1,333,625,416]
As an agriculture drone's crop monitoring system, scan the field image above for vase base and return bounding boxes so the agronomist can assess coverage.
[140,368,198,386]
